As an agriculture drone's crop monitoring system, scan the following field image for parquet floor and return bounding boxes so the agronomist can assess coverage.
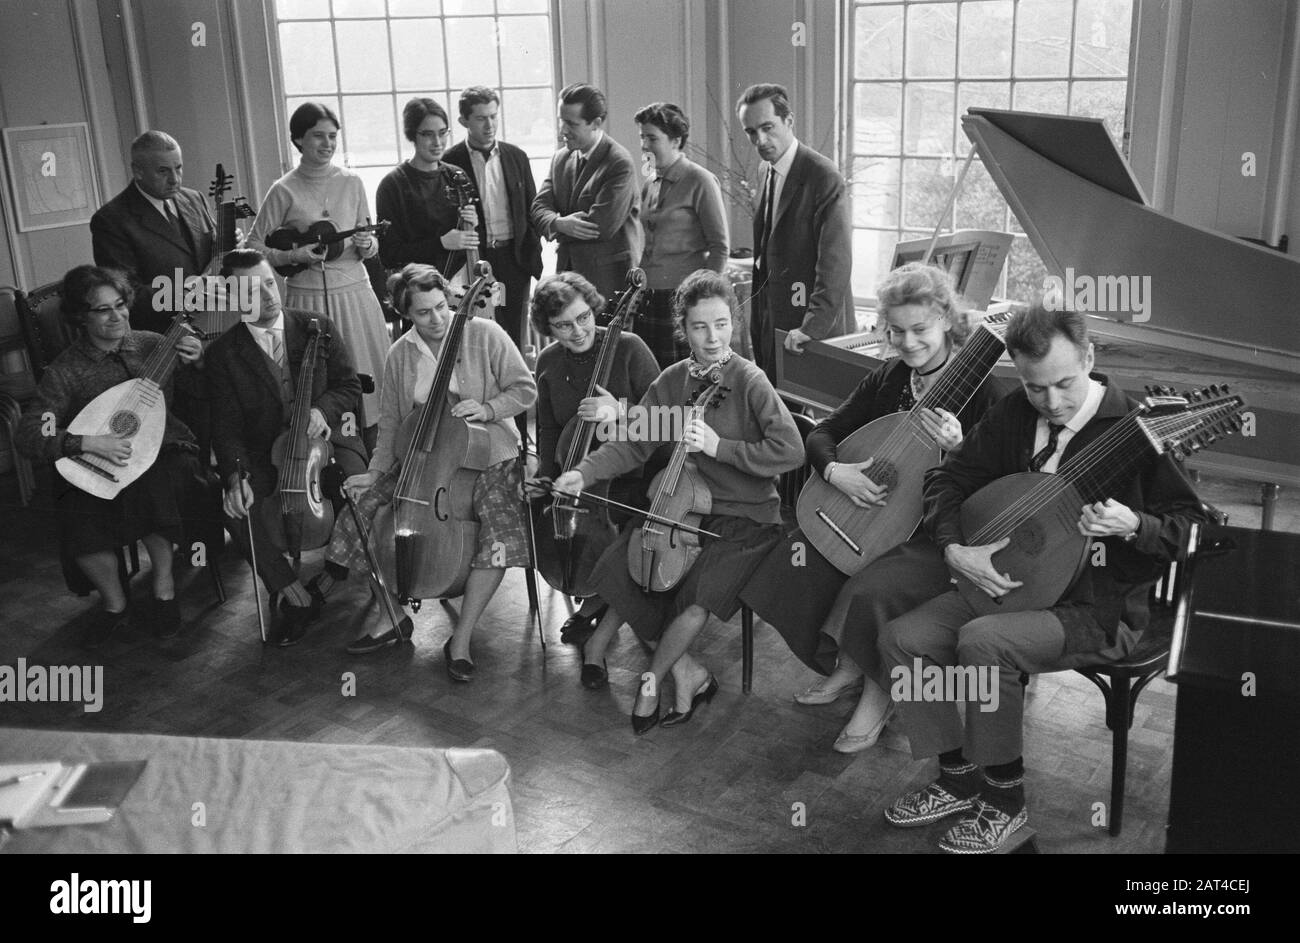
[1,467,1293,854]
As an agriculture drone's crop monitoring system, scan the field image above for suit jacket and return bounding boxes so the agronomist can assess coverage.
[205,310,365,487]
[91,183,216,334]
[530,134,643,297]
[750,143,853,371]
[443,141,543,278]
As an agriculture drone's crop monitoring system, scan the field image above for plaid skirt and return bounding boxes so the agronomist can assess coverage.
[591,513,782,643]
[327,457,530,574]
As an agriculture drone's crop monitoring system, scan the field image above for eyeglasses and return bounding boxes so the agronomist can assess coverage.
[87,299,130,315]
[549,309,594,335]
[416,128,451,141]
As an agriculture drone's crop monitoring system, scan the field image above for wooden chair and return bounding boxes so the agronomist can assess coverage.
[739,411,816,693]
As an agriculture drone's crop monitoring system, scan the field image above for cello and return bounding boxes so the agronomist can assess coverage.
[532,269,648,597]
[373,262,497,607]
[257,318,335,555]
[627,366,728,592]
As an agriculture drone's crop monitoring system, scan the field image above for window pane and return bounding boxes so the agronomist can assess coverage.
[1013,80,1068,113]
[443,0,489,14]
[335,19,392,94]
[905,3,957,79]
[333,0,385,17]
[959,0,1012,77]
[1005,236,1049,302]
[503,86,558,157]
[956,81,1010,153]
[853,82,902,154]
[1015,0,1074,77]
[498,16,552,86]
[954,158,1007,230]
[1069,80,1127,140]
[276,0,330,19]
[854,4,904,79]
[1074,0,1131,77]
[902,158,953,230]
[852,228,899,304]
[445,17,500,87]
[280,22,338,93]
[391,19,447,90]
[388,0,441,15]
[850,156,900,227]
[340,94,399,168]
[904,82,955,155]
[354,164,390,222]
[498,0,548,13]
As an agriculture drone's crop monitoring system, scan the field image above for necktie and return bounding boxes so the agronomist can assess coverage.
[267,329,284,366]
[575,153,587,178]
[165,200,187,242]
[1029,423,1065,472]
[758,168,776,258]
[645,175,662,215]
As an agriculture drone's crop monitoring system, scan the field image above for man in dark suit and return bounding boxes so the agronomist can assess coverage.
[737,84,853,378]
[90,131,216,335]
[443,86,544,354]
[206,249,367,645]
[531,83,642,300]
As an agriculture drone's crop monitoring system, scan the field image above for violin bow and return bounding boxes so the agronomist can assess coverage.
[524,480,726,541]
[237,458,268,644]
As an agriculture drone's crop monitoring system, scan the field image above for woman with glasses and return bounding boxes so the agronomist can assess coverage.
[530,272,660,661]
[15,265,203,646]
[740,263,1002,754]
[247,101,390,445]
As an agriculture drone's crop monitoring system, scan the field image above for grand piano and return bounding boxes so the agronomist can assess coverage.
[777,108,1300,525]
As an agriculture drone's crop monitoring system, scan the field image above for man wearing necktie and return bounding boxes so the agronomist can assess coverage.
[871,304,1206,853]
[531,83,643,299]
[737,84,853,379]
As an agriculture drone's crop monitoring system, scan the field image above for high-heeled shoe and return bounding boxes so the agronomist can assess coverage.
[662,675,719,728]
[561,603,608,646]
[631,693,660,735]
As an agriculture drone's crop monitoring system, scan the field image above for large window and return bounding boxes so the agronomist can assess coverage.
[846,0,1133,304]
[272,0,556,209]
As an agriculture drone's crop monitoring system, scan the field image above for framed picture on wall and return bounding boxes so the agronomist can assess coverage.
[2,123,100,232]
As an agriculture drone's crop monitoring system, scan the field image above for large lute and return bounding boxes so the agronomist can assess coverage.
[56,314,195,500]
[954,386,1246,616]
[796,313,1010,574]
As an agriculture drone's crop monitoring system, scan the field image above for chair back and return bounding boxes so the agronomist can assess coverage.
[777,411,816,511]
[16,282,71,381]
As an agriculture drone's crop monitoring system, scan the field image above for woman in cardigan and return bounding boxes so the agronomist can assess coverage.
[554,269,803,732]
[322,264,536,678]
[247,101,391,441]
[740,262,1003,753]
[531,272,660,656]
[15,265,203,646]
[634,103,729,369]
[375,97,479,277]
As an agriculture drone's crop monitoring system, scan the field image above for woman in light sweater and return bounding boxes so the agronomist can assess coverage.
[554,270,803,733]
[248,102,391,440]
[322,264,536,678]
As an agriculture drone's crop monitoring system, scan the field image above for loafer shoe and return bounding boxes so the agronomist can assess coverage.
[831,704,895,754]
[346,616,414,654]
[443,638,475,682]
[794,675,865,706]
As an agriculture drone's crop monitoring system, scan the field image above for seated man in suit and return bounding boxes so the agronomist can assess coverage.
[205,249,368,645]
[736,84,852,378]
[530,83,642,299]
[876,304,1207,853]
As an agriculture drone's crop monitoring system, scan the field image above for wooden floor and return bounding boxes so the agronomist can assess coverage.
[0,466,1294,854]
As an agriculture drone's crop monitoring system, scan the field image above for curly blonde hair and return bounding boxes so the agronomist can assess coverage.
[876,261,976,349]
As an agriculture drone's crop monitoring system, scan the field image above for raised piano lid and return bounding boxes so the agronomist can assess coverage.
[961,107,1300,375]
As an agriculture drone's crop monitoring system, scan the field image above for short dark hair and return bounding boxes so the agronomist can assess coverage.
[388,263,453,316]
[220,248,267,277]
[736,83,792,119]
[633,102,689,147]
[289,102,340,152]
[529,272,606,338]
[558,83,607,123]
[60,265,135,329]
[672,269,735,342]
[1005,303,1091,361]
[402,97,449,143]
[458,86,500,119]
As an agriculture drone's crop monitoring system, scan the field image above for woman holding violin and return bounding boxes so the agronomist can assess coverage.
[324,264,536,678]
[553,270,803,732]
[15,265,203,646]
[531,273,660,646]
[247,102,390,440]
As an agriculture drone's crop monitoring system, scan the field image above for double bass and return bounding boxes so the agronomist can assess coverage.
[257,318,335,555]
[532,269,648,596]
[374,262,497,607]
[627,367,728,592]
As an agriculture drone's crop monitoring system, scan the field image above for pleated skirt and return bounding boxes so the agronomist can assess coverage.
[286,274,389,425]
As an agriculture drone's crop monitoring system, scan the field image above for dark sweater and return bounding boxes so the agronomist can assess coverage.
[535,329,661,479]
[922,373,1207,653]
[805,357,1004,476]
[575,355,805,524]
[375,161,462,273]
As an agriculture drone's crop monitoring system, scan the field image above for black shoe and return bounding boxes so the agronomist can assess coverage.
[662,675,719,728]
[152,597,182,639]
[580,645,608,690]
[275,593,322,647]
[631,694,660,736]
[443,638,475,682]
[82,607,129,649]
[346,616,414,654]
[560,603,607,646]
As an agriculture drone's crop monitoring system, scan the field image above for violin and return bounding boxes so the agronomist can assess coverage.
[265,218,391,277]
[532,269,648,597]
[627,367,728,592]
[257,318,335,555]
[444,169,504,308]
[373,261,497,608]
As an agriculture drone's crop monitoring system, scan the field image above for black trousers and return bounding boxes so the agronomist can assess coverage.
[480,242,534,352]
